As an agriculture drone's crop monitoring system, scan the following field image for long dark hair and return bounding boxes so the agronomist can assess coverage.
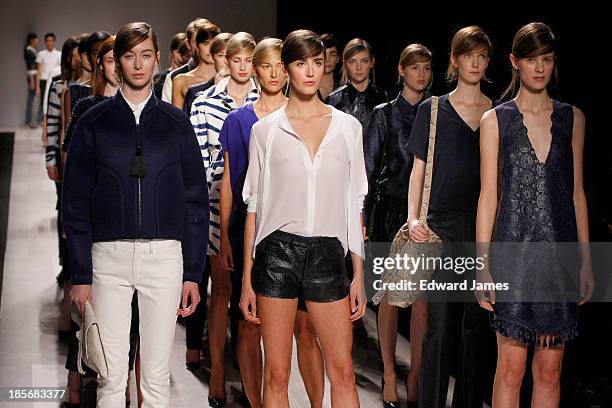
[501,22,558,100]
[23,32,37,58]
[60,37,79,81]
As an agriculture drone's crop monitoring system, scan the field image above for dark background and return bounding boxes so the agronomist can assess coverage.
[277,4,611,405]
[278,3,610,241]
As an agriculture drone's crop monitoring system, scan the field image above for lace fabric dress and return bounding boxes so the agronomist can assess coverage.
[491,99,579,347]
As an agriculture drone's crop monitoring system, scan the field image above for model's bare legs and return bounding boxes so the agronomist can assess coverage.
[207,255,231,400]
[307,297,359,407]
[294,310,324,408]
[492,333,528,408]
[532,341,565,408]
[259,297,298,408]
[407,300,427,402]
[377,301,399,402]
[237,321,263,408]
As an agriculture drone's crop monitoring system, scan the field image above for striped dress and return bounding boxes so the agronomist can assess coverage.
[45,79,67,168]
[190,77,259,255]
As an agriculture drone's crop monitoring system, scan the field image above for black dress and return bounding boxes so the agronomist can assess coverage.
[491,99,579,346]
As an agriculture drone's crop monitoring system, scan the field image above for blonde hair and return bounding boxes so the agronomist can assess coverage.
[397,43,433,84]
[226,32,255,59]
[253,37,283,66]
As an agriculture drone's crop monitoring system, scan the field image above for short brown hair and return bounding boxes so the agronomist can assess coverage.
[281,29,324,66]
[446,26,492,82]
[92,36,115,96]
[398,43,433,84]
[114,22,158,60]
[226,32,256,59]
[195,23,221,45]
[186,18,211,41]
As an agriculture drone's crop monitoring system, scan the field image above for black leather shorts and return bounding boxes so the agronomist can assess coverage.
[252,230,350,303]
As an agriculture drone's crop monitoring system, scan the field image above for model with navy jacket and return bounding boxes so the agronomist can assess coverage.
[63,22,208,407]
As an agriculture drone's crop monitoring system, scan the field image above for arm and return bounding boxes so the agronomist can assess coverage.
[572,107,593,305]
[61,88,72,169]
[475,110,500,310]
[179,122,209,284]
[406,101,432,242]
[219,151,234,270]
[62,118,96,286]
[240,126,263,323]
[349,118,368,321]
[45,83,62,179]
[172,74,186,109]
[36,62,41,95]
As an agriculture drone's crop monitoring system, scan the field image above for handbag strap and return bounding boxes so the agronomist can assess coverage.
[418,96,438,222]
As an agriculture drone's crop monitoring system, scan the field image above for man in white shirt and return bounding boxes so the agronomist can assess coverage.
[36,33,61,123]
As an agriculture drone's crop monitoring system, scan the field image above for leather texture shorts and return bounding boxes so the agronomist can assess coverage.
[252,230,350,303]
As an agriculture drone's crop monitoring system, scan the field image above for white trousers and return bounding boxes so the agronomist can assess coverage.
[91,239,183,408]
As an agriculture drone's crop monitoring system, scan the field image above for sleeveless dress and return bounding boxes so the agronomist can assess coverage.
[491,99,579,347]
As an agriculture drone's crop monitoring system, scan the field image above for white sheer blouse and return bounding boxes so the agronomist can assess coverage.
[242,105,368,259]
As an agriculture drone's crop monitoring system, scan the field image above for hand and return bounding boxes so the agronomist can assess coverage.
[475,267,495,312]
[36,86,41,97]
[219,237,234,271]
[70,285,92,317]
[239,282,260,324]
[28,76,35,90]
[47,165,60,182]
[408,218,430,243]
[578,263,594,306]
[349,278,367,321]
[177,281,200,317]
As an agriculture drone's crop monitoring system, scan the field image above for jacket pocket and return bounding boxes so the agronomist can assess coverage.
[91,166,125,237]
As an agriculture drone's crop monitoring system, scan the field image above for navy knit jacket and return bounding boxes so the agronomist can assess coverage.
[62,92,209,285]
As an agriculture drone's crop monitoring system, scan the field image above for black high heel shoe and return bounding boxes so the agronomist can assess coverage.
[381,378,400,408]
[208,396,227,408]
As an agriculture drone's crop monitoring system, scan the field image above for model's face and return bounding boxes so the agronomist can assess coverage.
[31,37,39,47]
[197,40,214,64]
[45,37,55,50]
[117,37,159,90]
[324,46,339,74]
[512,52,555,92]
[227,51,253,84]
[399,60,432,93]
[452,48,489,85]
[212,47,227,72]
[80,52,92,72]
[345,50,374,84]
[254,51,286,94]
[285,52,325,97]
[100,50,118,87]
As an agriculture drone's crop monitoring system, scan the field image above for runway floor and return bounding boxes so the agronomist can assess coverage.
[0,127,460,407]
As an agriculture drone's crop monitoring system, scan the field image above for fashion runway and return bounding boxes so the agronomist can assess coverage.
[0,127,466,407]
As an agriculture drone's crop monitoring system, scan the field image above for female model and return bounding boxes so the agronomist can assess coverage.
[240,29,367,407]
[183,32,232,115]
[64,22,208,407]
[318,33,340,99]
[172,22,220,109]
[325,37,389,128]
[406,26,496,407]
[367,44,432,408]
[219,38,325,408]
[476,22,593,408]
[190,31,258,406]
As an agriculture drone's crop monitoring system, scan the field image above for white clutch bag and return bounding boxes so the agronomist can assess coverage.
[71,302,109,378]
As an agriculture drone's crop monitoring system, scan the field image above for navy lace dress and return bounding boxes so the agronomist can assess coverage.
[491,99,579,347]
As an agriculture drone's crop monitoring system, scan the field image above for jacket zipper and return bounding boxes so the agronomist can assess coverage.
[136,124,142,237]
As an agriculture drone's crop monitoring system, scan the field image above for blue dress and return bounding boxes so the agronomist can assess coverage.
[491,99,579,347]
